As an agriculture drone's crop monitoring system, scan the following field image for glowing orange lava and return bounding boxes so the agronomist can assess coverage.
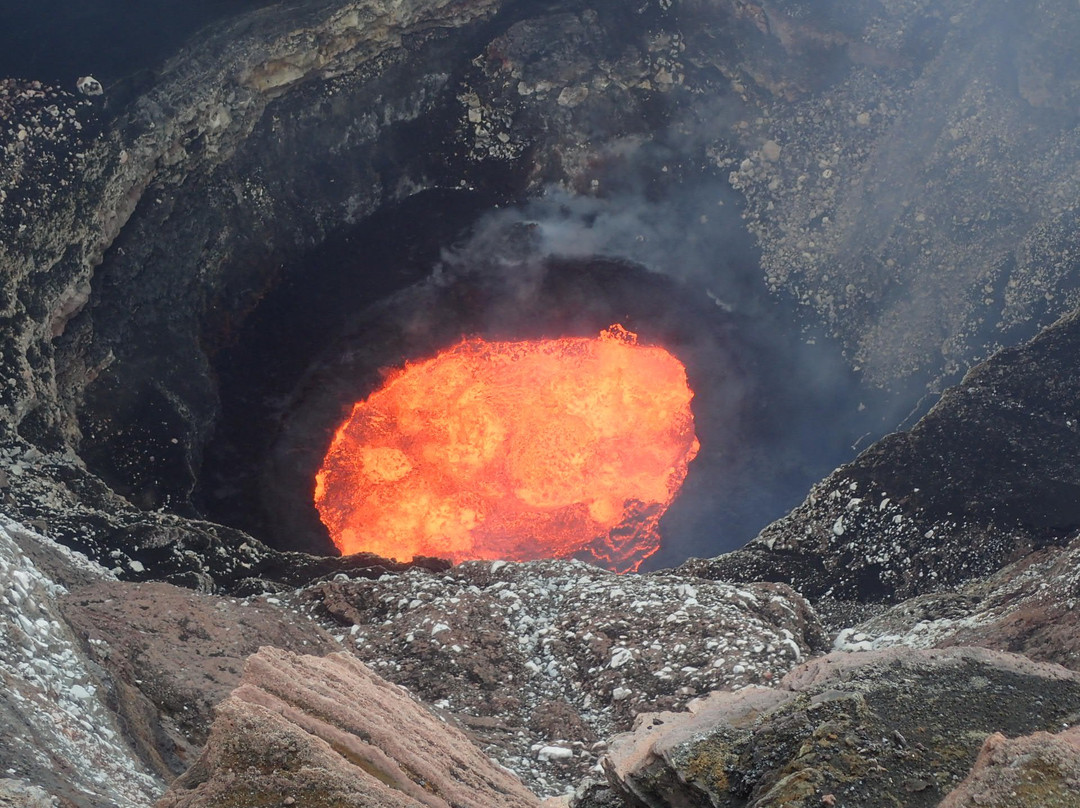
[314,325,699,572]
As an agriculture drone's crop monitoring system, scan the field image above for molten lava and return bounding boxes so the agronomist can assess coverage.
[314,325,699,572]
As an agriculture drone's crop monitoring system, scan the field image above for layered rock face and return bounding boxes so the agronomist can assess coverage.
[157,647,541,808]
[59,580,344,777]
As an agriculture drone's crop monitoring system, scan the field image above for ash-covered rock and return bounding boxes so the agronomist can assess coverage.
[0,517,164,807]
[600,647,1080,808]
[301,558,824,795]
[682,307,1080,604]
[0,511,470,806]
[157,646,541,808]
[833,528,1080,673]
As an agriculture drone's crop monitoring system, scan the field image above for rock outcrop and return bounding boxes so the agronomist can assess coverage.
[0,518,164,807]
[156,646,541,808]
[596,647,1080,808]
[682,307,1080,604]
[938,727,1080,808]
[0,778,57,808]
[59,580,344,778]
[832,528,1080,673]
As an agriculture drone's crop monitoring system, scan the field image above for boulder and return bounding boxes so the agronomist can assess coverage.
[938,726,1080,808]
[60,580,343,777]
[157,646,540,808]
[600,647,1080,808]
[0,518,164,807]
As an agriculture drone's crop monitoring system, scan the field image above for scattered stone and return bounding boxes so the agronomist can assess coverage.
[303,558,824,794]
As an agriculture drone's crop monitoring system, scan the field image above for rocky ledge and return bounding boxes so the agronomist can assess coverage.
[301,559,823,793]
[596,646,1080,808]
[682,307,1080,606]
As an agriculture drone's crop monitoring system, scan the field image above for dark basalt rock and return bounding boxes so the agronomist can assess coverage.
[680,307,1080,604]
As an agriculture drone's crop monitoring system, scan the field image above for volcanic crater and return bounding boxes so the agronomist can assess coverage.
[4,0,1080,806]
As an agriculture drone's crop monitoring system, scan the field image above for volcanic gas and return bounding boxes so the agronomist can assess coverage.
[314,325,699,572]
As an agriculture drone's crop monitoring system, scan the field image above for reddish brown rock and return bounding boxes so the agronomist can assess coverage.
[938,727,1080,808]
[60,581,342,777]
[157,647,541,808]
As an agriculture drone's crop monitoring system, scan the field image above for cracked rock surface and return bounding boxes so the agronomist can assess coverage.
[156,646,541,808]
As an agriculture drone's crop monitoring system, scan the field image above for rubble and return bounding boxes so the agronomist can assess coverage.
[302,558,824,794]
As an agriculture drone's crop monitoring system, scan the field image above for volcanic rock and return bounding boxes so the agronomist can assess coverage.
[302,559,824,794]
[938,726,1080,808]
[833,528,1080,673]
[682,307,1080,604]
[156,646,541,808]
[0,779,56,808]
[713,0,1080,390]
[0,517,164,807]
[598,647,1080,808]
[0,422,449,595]
[59,580,343,778]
